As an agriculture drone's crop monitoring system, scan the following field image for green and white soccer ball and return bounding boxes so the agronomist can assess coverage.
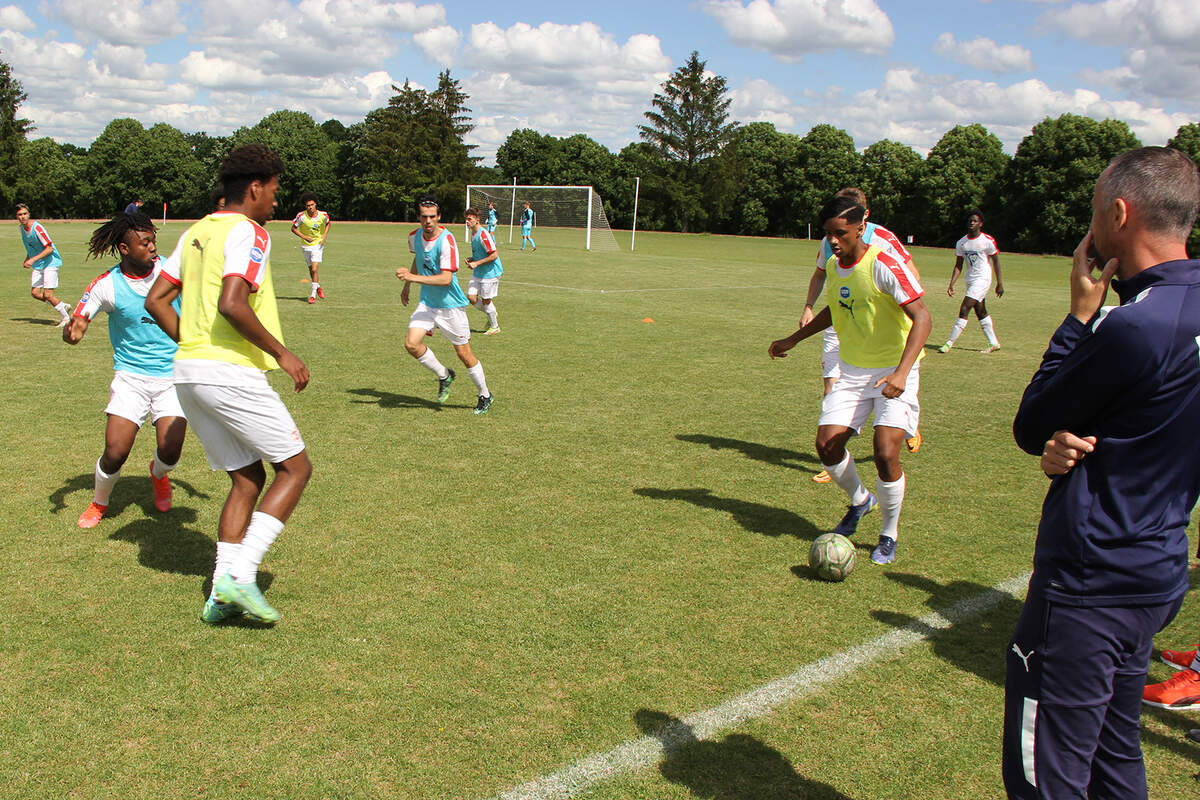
[809,532,856,582]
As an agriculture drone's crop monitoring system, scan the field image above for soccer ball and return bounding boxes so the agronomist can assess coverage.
[809,532,856,582]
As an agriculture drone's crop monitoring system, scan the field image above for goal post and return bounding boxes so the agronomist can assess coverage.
[465,184,621,251]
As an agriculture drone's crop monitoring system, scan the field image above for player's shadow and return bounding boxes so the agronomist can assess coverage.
[347,387,444,410]
[634,710,851,799]
[633,487,821,541]
[107,507,215,577]
[676,434,824,474]
[9,316,56,326]
[49,473,210,515]
[869,572,1024,687]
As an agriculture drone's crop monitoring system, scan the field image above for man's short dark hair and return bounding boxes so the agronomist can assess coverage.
[14,202,29,213]
[465,207,481,220]
[218,144,285,204]
[967,209,984,222]
[1099,146,1200,241]
[300,192,318,205]
[417,194,439,211]
[819,195,867,228]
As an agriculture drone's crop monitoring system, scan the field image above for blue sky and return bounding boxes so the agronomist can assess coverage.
[2,0,1196,163]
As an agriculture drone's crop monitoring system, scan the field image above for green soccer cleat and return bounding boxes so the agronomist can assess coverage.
[936,343,951,354]
[437,369,455,403]
[200,593,244,624]
[473,394,494,415]
[213,573,279,623]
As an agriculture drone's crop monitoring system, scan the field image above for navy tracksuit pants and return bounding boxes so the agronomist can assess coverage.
[1002,580,1181,799]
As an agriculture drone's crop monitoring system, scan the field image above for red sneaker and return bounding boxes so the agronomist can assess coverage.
[1144,669,1200,710]
[1161,646,1199,671]
[307,295,316,304]
[150,460,172,512]
[316,287,325,299]
[77,502,107,529]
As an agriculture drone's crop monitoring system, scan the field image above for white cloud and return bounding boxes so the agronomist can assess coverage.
[1042,0,1200,105]
[933,33,1034,73]
[700,0,894,60]
[0,4,34,31]
[413,24,460,66]
[42,0,186,44]
[731,78,797,128]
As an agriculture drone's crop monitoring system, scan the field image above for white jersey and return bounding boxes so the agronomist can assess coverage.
[956,233,998,285]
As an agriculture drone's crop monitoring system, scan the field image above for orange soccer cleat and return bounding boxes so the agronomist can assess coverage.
[1144,669,1200,710]
[77,502,107,529]
[150,460,172,512]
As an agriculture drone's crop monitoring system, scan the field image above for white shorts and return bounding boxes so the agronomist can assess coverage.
[409,303,471,346]
[105,371,185,426]
[466,276,500,300]
[31,266,59,290]
[821,328,840,379]
[965,273,991,301]
[302,245,324,266]
[818,361,920,437]
[175,379,305,471]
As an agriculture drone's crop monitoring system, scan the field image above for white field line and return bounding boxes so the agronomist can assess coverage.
[486,571,1032,800]
[503,280,789,294]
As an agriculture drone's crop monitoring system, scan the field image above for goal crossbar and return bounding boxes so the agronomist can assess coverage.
[466,184,619,251]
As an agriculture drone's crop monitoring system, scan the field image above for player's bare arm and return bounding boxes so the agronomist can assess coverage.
[291,224,314,244]
[801,267,826,327]
[770,305,832,359]
[874,298,932,398]
[145,275,181,342]
[946,256,963,296]
[395,266,454,287]
[992,253,1005,297]
[217,275,309,392]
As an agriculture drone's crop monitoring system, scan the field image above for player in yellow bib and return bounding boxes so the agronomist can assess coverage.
[770,195,931,564]
[291,192,330,304]
[146,145,312,624]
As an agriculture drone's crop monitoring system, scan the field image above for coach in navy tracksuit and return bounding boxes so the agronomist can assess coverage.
[1004,146,1200,800]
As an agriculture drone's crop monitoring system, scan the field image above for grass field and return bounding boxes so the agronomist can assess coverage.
[2,219,1198,799]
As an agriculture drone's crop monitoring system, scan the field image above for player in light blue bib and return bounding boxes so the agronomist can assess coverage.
[15,203,71,326]
[486,202,498,233]
[396,195,495,414]
[520,202,536,251]
[465,207,503,334]
[64,213,188,529]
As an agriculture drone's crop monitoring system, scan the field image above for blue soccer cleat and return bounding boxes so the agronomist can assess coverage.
[871,535,898,565]
[833,493,877,537]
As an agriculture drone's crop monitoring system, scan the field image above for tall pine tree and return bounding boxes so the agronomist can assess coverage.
[0,52,32,208]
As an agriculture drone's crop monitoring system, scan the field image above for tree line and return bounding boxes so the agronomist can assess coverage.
[2,50,1197,255]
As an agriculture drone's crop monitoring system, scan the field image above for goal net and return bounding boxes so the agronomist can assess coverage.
[465,185,620,251]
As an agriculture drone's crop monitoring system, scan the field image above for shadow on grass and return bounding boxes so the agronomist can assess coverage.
[869,572,1024,687]
[347,387,443,410]
[49,472,210,514]
[634,710,851,799]
[108,507,215,577]
[676,434,824,473]
[633,487,821,540]
[9,316,57,325]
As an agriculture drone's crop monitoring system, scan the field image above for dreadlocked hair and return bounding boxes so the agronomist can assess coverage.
[87,213,156,260]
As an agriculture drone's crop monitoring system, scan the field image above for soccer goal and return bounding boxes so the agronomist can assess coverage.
[465,184,621,251]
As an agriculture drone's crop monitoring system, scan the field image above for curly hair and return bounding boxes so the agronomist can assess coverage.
[218,144,285,203]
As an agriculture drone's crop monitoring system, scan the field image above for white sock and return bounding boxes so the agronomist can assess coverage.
[467,362,490,397]
[55,301,70,318]
[151,452,177,479]
[94,458,120,506]
[310,282,319,297]
[876,473,906,541]
[485,304,498,328]
[213,541,240,586]
[826,451,869,507]
[416,348,449,379]
[980,315,999,346]
[230,511,284,584]
[946,317,968,346]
